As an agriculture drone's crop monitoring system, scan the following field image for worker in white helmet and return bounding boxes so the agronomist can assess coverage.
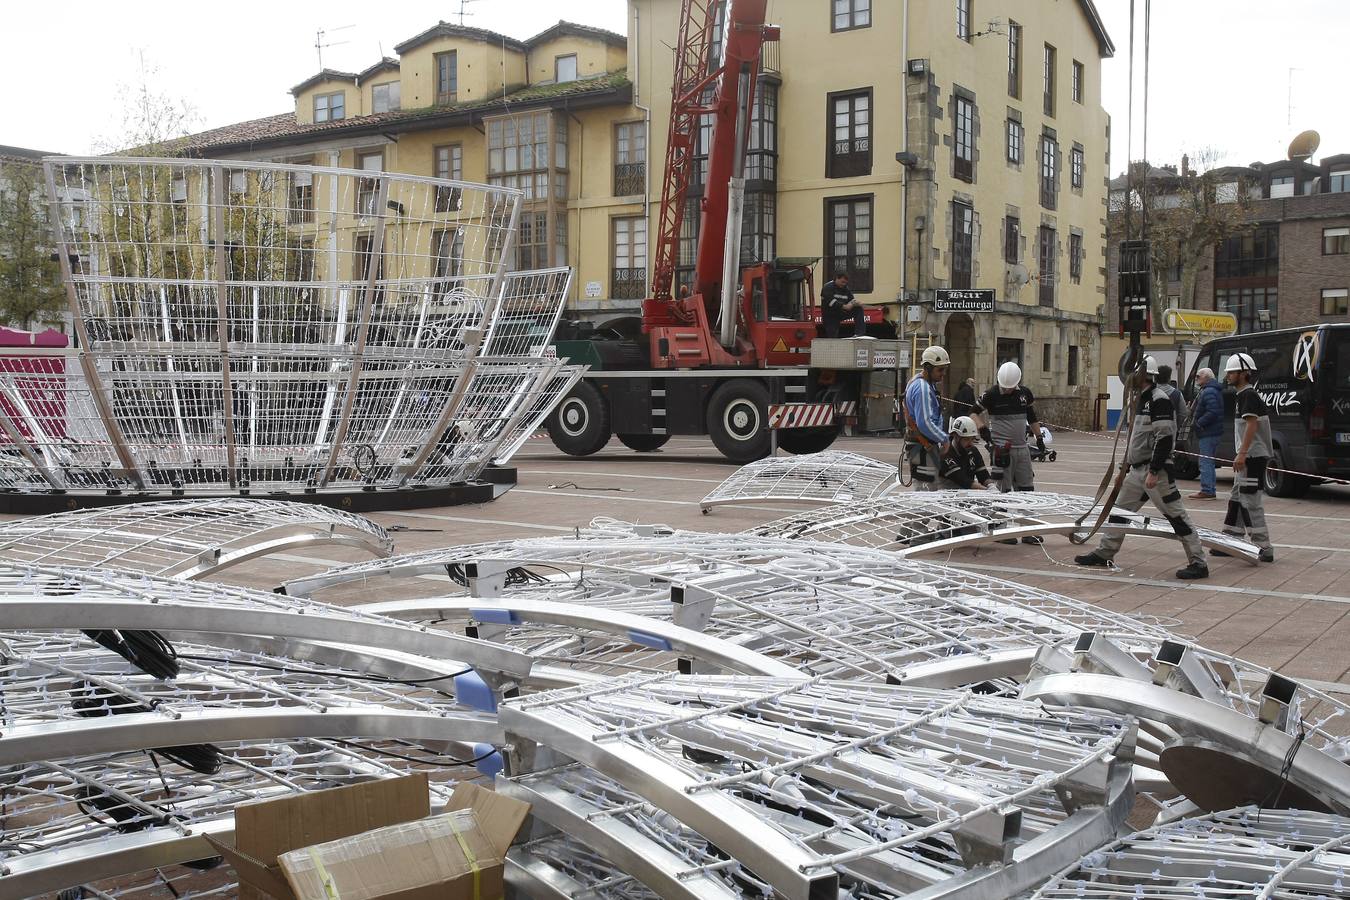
[972,360,1045,543]
[902,345,950,490]
[1075,355,1209,580]
[936,416,995,489]
[1212,352,1275,562]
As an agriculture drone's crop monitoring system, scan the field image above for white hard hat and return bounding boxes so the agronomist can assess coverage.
[949,416,979,439]
[1224,352,1256,374]
[997,361,1022,389]
[1142,355,1159,376]
[921,345,951,367]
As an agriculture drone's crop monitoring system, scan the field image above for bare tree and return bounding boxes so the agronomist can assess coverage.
[0,160,65,329]
[1108,147,1252,320]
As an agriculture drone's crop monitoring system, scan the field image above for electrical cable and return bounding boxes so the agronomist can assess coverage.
[81,629,180,680]
[331,738,499,767]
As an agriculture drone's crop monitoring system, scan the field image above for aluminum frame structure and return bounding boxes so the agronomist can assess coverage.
[700,450,898,512]
[750,491,1261,562]
[500,674,1136,900]
[285,527,1171,690]
[0,498,391,579]
[5,157,581,500]
[1029,806,1350,899]
[1024,631,1350,816]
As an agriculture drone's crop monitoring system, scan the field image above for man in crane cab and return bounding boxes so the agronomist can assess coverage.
[938,416,995,490]
[820,271,866,338]
[1074,355,1210,580]
[902,345,950,490]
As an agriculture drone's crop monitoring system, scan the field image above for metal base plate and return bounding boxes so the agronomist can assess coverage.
[0,466,517,514]
[1158,741,1331,813]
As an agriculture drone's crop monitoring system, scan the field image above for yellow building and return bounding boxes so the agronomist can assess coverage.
[178,3,1113,424]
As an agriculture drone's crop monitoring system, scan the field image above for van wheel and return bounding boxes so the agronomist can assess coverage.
[707,380,771,462]
[546,381,611,456]
[618,433,670,452]
[1264,447,1310,498]
[777,426,840,455]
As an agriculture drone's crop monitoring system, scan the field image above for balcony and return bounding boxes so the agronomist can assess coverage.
[611,267,646,300]
[759,41,780,76]
[613,162,645,198]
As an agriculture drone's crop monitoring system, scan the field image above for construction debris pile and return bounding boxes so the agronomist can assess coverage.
[2,486,1348,900]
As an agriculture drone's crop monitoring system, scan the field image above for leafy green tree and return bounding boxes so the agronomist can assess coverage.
[0,160,65,329]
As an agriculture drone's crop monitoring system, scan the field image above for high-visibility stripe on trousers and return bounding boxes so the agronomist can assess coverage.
[1095,466,1203,565]
[1224,457,1273,551]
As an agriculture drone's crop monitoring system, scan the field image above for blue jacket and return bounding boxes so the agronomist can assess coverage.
[1191,380,1223,439]
[904,375,947,445]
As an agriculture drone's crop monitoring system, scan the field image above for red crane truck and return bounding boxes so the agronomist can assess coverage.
[546,0,896,463]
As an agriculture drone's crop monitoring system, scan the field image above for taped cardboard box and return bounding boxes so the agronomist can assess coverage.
[205,773,529,900]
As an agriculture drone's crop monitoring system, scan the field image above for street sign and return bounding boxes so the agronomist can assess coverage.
[1161,308,1238,336]
[935,289,995,312]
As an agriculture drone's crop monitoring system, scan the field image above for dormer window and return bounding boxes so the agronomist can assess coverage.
[556,54,577,83]
[372,81,401,113]
[436,51,457,105]
[314,91,345,122]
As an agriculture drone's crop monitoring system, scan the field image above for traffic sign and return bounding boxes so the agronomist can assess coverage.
[935,289,995,312]
[1160,308,1238,336]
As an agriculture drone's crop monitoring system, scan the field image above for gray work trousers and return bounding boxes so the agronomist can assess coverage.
[995,445,1035,492]
[1224,457,1273,550]
[905,442,938,491]
[1096,466,1203,565]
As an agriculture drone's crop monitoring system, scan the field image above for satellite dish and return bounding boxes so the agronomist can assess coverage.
[1008,263,1030,286]
[1288,130,1320,162]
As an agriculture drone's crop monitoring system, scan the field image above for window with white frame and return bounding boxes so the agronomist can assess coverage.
[832,0,870,31]
[487,111,567,201]
[1325,226,1350,255]
[611,216,647,299]
[1071,144,1084,189]
[372,81,400,113]
[356,150,383,217]
[953,96,975,181]
[828,89,871,178]
[957,0,972,41]
[1006,118,1023,164]
[314,92,345,122]
[1321,288,1348,317]
[555,55,577,83]
[614,121,646,196]
[434,144,463,212]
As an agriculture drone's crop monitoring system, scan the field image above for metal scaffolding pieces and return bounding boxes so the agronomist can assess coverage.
[0,497,391,579]
[11,156,581,497]
[500,674,1137,900]
[286,528,1170,689]
[1029,806,1350,899]
[699,450,898,512]
[1023,632,1350,815]
[750,490,1261,562]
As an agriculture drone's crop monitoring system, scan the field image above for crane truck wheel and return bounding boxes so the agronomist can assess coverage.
[706,380,771,463]
[617,433,670,452]
[777,426,840,455]
[546,381,611,456]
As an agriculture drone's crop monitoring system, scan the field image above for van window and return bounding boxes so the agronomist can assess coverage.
[1335,340,1350,389]
[1250,341,1293,381]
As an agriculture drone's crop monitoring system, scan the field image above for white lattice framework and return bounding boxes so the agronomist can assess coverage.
[285,526,1172,689]
[699,450,898,511]
[501,674,1136,900]
[1029,807,1350,899]
[0,498,391,578]
[0,157,580,496]
[750,491,1262,562]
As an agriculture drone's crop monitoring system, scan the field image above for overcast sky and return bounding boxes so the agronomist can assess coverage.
[4,1,1346,171]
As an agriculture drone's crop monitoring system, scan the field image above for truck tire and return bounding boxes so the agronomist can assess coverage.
[1263,447,1311,498]
[777,426,840,455]
[547,381,611,456]
[706,380,771,463]
[618,433,670,452]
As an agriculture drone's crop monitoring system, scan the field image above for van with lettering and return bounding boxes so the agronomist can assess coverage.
[1183,323,1350,496]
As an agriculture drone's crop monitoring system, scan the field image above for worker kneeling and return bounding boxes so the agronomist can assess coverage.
[937,417,995,490]
[1075,355,1209,580]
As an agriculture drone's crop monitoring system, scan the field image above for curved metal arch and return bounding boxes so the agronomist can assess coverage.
[1022,672,1350,815]
[0,498,393,579]
[700,450,897,512]
[0,563,535,679]
[359,596,802,679]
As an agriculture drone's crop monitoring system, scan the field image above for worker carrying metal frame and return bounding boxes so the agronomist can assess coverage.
[1075,355,1210,581]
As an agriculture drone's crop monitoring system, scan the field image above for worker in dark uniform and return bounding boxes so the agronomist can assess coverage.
[820,271,866,338]
[973,361,1044,544]
[902,345,950,490]
[937,416,995,489]
[1075,355,1209,580]
[1215,352,1276,562]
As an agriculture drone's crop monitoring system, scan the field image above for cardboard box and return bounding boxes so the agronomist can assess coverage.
[206,774,529,900]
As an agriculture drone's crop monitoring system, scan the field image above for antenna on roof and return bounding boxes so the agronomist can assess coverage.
[315,24,355,70]
[455,0,481,26]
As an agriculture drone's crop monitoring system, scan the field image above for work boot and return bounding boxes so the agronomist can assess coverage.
[1259,547,1276,563]
[1074,551,1112,568]
[1176,561,1210,580]
[1189,492,1216,500]
[1021,536,1044,545]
